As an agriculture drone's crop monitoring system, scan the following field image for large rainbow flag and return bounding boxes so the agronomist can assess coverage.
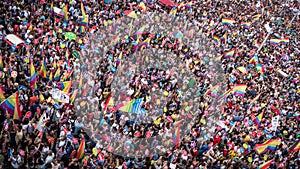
[254,138,281,154]
[119,98,143,114]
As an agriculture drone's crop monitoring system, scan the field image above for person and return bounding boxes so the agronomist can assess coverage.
[0,0,299,168]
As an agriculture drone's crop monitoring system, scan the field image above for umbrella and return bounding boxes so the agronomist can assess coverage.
[72,50,80,59]
[64,32,77,40]
[124,10,137,19]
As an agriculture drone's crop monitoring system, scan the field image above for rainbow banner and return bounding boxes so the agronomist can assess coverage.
[254,138,281,154]
[76,137,85,159]
[258,159,274,169]
[119,98,143,114]
[221,18,234,26]
[232,84,247,96]
[254,112,263,126]
[30,61,38,91]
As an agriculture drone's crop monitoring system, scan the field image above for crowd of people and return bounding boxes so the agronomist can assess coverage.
[0,0,299,168]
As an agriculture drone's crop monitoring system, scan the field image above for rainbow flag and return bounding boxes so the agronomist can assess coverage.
[80,2,88,27]
[76,137,85,159]
[249,54,258,64]
[169,7,177,18]
[49,2,54,14]
[232,84,247,96]
[58,81,72,93]
[254,138,281,154]
[254,112,263,126]
[221,18,234,26]
[53,68,61,81]
[124,10,137,19]
[0,55,3,70]
[39,57,47,78]
[256,64,264,73]
[288,139,300,153]
[213,35,221,45]
[119,100,134,113]
[1,92,17,114]
[224,49,235,59]
[0,85,5,102]
[49,72,53,81]
[204,85,219,98]
[70,89,78,104]
[103,94,114,113]
[270,38,289,45]
[241,22,251,29]
[139,2,146,13]
[119,98,143,113]
[30,61,38,91]
[185,2,192,8]
[62,4,68,21]
[173,124,181,148]
[237,67,248,74]
[13,92,21,120]
[258,159,274,169]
